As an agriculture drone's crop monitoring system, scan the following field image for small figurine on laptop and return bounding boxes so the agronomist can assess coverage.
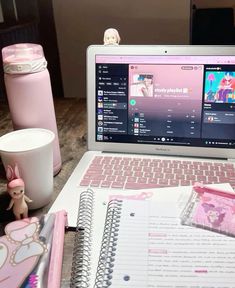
[6,164,33,220]
[103,28,121,45]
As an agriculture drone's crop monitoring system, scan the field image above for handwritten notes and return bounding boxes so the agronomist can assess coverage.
[110,200,235,288]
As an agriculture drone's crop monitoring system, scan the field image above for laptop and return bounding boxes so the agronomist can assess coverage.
[49,45,235,228]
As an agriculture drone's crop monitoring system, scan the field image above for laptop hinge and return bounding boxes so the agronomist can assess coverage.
[103,151,235,162]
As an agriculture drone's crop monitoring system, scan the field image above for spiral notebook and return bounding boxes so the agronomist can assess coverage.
[70,188,235,288]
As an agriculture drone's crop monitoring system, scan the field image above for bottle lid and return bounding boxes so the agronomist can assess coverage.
[2,43,47,74]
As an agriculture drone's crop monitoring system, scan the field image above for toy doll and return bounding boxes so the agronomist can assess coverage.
[103,28,121,45]
[6,164,33,220]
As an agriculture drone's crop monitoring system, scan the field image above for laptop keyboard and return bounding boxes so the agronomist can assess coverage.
[79,156,235,190]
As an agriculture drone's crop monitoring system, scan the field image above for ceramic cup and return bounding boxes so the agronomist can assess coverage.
[0,128,55,209]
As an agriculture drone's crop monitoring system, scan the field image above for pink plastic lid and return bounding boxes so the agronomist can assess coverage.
[2,43,44,64]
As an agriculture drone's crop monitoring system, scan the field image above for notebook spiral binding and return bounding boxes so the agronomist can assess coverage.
[94,199,123,288]
[70,188,94,288]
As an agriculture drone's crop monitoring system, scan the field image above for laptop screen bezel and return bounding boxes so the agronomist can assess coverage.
[87,45,235,160]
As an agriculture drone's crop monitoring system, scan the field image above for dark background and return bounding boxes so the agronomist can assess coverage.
[0,1,234,100]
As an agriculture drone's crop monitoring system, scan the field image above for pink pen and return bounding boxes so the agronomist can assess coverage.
[193,182,235,199]
[47,210,68,288]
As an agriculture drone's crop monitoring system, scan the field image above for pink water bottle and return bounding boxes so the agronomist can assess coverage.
[2,43,61,175]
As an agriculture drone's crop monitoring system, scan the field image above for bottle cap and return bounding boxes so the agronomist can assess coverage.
[2,43,47,74]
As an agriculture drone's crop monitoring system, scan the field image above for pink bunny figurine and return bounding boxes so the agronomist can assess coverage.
[6,164,33,220]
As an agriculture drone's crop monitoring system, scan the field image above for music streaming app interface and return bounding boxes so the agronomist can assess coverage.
[95,55,235,148]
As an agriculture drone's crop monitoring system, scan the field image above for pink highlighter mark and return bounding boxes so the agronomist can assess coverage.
[194,269,208,273]
[148,249,168,254]
[109,191,154,201]
[148,232,167,237]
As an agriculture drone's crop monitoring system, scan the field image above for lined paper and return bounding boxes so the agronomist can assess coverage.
[110,200,235,288]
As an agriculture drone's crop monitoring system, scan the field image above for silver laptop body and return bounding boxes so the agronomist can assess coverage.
[50,45,235,227]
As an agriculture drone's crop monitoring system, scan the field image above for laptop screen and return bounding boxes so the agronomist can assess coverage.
[88,45,235,156]
[94,53,235,149]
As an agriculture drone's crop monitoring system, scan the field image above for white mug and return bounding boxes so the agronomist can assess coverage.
[0,128,55,209]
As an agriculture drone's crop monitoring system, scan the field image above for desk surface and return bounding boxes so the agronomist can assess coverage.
[0,98,87,287]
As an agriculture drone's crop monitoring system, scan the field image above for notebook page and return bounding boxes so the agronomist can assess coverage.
[110,200,235,288]
[71,184,234,287]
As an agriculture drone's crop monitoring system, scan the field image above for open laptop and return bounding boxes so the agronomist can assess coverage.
[49,45,235,228]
